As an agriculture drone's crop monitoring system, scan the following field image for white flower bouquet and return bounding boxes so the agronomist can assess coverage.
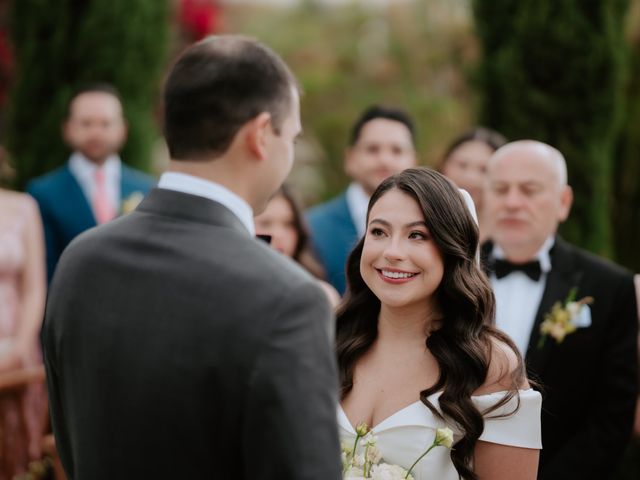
[341,422,454,480]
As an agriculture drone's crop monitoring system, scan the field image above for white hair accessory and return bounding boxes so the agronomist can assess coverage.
[458,188,480,265]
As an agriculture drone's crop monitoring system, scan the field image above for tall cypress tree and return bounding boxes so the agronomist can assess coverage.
[6,0,170,189]
[612,37,640,271]
[473,0,629,256]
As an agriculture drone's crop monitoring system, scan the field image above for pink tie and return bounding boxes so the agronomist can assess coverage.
[93,168,115,224]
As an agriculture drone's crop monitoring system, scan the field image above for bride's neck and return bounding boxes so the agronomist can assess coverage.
[377,302,439,345]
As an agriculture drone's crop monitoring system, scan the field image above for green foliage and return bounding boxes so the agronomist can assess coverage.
[225,1,478,203]
[473,0,630,257]
[6,0,170,189]
[612,16,640,271]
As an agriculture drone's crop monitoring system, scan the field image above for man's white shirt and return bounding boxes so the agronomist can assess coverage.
[490,237,554,356]
[158,171,256,236]
[346,182,369,238]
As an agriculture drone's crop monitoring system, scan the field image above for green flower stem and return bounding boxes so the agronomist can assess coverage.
[350,433,362,470]
[363,443,371,477]
[405,443,437,479]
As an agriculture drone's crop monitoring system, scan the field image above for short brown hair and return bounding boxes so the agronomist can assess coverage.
[163,35,297,160]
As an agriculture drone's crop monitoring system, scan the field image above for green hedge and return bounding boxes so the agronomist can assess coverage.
[6,0,170,189]
[473,0,629,257]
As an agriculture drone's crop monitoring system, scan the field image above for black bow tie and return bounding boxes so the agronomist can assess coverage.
[492,258,542,281]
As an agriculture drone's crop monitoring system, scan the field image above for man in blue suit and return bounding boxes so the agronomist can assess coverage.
[307,105,417,295]
[27,84,154,282]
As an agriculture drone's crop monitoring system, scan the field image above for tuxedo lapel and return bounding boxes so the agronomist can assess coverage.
[525,238,583,374]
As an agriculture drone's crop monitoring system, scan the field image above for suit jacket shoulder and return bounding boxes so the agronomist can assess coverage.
[121,164,155,194]
[556,238,633,281]
[26,164,73,199]
[306,192,358,294]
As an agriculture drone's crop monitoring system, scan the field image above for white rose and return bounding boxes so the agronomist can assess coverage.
[366,444,382,464]
[352,453,365,467]
[343,465,365,479]
[370,463,413,480]
[435,427,454,449]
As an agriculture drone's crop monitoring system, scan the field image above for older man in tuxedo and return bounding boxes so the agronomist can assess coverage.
[42,36,341,479]
[482,140,638,479]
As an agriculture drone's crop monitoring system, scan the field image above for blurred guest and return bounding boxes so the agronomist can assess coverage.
[482,140,638,479]
[0,187,46,480]
[255,184,340,308]
[307,105,417,294]
[27,83,154,282]
[439,126,506,242]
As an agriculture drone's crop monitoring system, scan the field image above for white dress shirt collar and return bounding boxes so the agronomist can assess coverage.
[157,171,255,236]
[346,182,370,238]
[490,236,555,355]
[68,152,121,215]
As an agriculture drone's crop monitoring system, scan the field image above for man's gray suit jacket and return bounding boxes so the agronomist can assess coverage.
[42,187,342,480]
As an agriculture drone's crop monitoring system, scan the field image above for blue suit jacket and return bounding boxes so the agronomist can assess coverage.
[27,163,154,282]
[306,193,359,295]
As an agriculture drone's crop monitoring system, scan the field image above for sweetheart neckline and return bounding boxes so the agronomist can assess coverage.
[338,388,538,434]
[338,399,424,434]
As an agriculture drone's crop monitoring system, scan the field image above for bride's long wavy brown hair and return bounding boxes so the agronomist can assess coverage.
[336,167,525,480]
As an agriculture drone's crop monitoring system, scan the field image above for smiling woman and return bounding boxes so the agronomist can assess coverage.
[360,188,444,311]
[335,167,542,480]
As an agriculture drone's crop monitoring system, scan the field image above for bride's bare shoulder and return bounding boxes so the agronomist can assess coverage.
[474,337,528,395]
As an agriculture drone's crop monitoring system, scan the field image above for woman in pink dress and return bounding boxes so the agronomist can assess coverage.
[0,188,47,479]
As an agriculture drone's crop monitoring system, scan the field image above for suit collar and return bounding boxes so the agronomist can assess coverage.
[136,188,251,236]
[158,172,255,235]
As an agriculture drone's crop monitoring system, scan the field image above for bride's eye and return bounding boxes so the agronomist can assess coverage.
[408,231,428,240]
[370,227,385,237]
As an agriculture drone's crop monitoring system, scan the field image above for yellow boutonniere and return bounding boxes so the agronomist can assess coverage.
[538,287,593,348]
[121,191,145,215]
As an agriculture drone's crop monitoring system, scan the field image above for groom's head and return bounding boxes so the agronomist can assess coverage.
[162,35,301,212]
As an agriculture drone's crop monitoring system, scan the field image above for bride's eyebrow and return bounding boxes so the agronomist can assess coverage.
[368,219,427,229]
[368,218,390,227]
[405,221,427,229]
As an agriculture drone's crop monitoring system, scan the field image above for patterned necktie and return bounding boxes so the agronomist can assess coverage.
[93,168,115,224]
[492,258,542,282]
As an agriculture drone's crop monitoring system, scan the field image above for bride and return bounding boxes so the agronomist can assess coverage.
[336,167,541,479]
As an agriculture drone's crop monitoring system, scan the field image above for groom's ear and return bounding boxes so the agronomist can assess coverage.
[244,112,272,161]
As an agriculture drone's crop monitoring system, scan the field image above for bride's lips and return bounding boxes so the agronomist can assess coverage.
[375,267,419,284]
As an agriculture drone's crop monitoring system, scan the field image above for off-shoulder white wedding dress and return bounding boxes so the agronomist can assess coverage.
[338,389,542,480]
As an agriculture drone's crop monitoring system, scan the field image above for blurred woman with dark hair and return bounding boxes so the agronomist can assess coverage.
[439,127,506,242]
[336,167,540,479]
[255,183,340,308]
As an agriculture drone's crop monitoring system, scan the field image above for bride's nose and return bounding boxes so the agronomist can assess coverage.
[383,236,406,262]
